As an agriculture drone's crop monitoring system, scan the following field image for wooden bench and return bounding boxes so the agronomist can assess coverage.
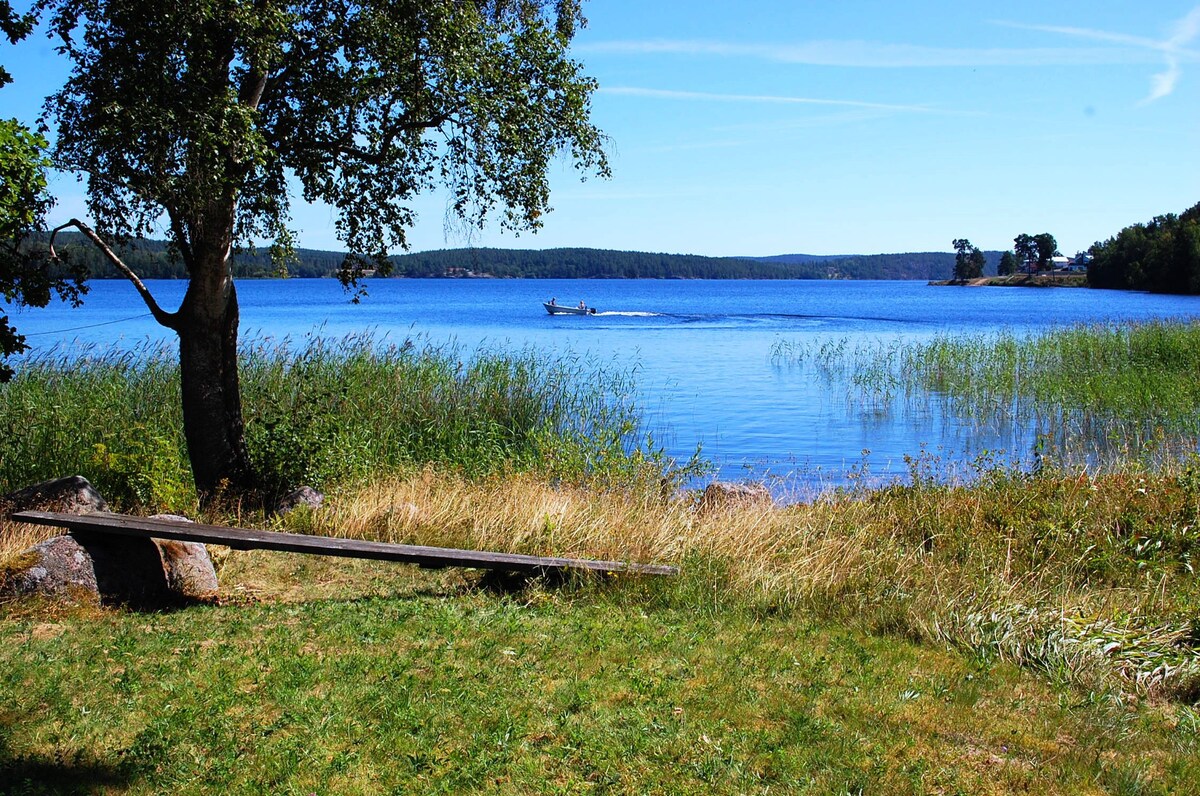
[11,510,678,577]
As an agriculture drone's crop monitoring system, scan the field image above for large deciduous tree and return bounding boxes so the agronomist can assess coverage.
[36,0,609,498]
[1013,233,1037,273]
[1032,233,1060,270]
[997,250,1017,276]
[2,0,87,381]
[1014,232,1059,272]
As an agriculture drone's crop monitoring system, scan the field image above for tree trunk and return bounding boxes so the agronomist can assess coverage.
[176,253,255,500]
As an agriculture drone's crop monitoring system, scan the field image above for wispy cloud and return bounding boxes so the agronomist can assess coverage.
[580,39,1152,68]
[994,6,1200,102]
[598,86,960,115]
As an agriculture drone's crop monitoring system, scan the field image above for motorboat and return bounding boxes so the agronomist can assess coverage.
[544,302,597,315]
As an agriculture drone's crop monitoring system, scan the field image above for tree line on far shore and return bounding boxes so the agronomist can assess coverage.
[1086,202,1200,294]
[42,235,978,281]
[40,233,341,279]
[46,198,1200,293]
[951,200,1200,293]
[951,234,1062,281]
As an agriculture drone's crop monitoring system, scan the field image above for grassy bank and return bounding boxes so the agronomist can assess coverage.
[0,336,698,512]
[4,330,1200,792]
[6,463,1198,700]
[229,467,1200,700]
[3,464,1200,793]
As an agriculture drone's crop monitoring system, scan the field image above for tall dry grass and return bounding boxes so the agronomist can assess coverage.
[4,459,1198,700]
[293,463,1200,700]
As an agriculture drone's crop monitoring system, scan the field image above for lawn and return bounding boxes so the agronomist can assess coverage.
[3,554,1196,795]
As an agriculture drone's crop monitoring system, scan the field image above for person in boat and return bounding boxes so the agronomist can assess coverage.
[578,300,586,309]
[549,297,556,306]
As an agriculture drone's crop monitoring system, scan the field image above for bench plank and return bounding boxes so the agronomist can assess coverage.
[10,511,678,576]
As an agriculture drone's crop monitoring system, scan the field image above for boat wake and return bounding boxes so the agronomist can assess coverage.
[595,311,660,317]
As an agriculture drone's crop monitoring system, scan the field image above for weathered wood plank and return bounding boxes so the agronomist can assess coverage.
[10,511,678,576]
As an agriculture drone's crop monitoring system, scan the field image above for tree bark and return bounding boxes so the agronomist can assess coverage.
[176,244,255,500]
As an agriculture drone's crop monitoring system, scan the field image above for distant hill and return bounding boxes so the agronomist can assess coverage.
[389,248,1001,280]
[38,234,998,281]
[392,247,807,279]
[743,253,852,265]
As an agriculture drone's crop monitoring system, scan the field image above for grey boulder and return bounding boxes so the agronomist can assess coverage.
[2,512,218,607]
[1,475,110,516]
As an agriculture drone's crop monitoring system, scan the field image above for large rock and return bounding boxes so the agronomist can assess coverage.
[0,535,100,603]
[273,485,324,515]
[697,482,774,514]
[147,515,219,598]
[1,475,109,516]
[1,515,218,606]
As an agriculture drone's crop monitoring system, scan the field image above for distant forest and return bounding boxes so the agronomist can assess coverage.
[43,233,994,281]
[44,205,1200,292]
[393,248,998,280]
[1087,202,1200,294]
[42,234,338,279]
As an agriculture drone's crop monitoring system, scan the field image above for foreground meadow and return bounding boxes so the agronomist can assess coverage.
[2,326,1200,793]
[1,562,1195,795]
[4,467,1199,794]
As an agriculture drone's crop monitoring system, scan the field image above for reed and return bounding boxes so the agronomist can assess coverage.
[0,336,694,512]
[900,321,1200,421]
[773,320,1200,468]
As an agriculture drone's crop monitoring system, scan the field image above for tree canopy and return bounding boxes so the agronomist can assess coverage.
[1012,232,1059,272]
[32,0,610,497]
[997,250,1017,276]
[1088,202,1200,293]
[952,238,985,281]
[1,0,87,381]
[44,0,609,277]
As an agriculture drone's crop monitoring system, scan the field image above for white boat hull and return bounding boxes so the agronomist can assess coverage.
[544,303,597,315]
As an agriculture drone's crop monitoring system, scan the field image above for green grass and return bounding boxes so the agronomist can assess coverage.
[0,336,700,512]
[2,564,1197,795]
[6,328,1200,793]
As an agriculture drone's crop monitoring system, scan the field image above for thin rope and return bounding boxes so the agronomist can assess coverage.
[23,313,154,336]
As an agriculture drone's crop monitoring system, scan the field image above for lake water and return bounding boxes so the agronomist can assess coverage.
[7,278,1200,492]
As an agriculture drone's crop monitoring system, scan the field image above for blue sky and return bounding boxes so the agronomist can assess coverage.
[4,1,1200,257]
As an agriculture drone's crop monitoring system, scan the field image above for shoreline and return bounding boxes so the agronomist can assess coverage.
[929,273,1088,288]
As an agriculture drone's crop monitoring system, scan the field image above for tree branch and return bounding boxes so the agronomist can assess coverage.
[300,110,452,165]
[49,219,180,330]
[239,68,268,110]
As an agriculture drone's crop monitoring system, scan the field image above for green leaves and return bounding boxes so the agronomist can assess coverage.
[1089,202,1200,294]
[32,0,608,492]
[1,117,87,381]
[951,237,985,280]
[43,0,608,278]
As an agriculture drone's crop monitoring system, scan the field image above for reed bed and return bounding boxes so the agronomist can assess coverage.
[273,462,1200,701]
[0,335,692,513]
[902,321,1200,422]
[774,320,1200,422]
[773,320,1200,469]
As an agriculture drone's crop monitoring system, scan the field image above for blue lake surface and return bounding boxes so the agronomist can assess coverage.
[7,278,1200,492]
